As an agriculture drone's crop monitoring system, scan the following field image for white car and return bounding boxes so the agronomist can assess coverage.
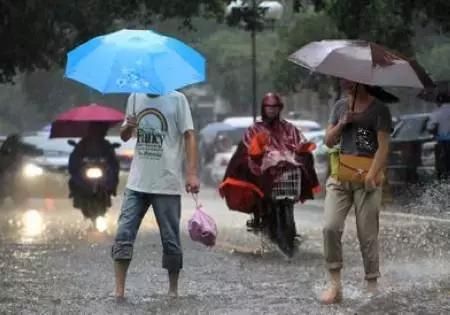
[16,132,136,199]
[303,130,325,146]
[222,116,322,133]
[210,145,237,185]
[287,119,322,133]
[303,130,328,190]
[222,116,255,127]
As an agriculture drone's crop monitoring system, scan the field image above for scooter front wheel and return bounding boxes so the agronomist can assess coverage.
[273,201,297,257]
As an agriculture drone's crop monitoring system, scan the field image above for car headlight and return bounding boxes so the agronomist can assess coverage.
[85,167,103,179]
[23,163,44,177]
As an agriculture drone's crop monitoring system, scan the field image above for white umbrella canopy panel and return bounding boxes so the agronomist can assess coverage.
[288,40,434,89]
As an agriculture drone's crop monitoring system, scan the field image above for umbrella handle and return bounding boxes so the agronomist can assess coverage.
[351,83,359,111]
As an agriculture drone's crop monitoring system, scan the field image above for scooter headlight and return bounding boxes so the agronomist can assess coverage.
[85,167,103,179]
[95,216,108,233]
[23,163,44,178]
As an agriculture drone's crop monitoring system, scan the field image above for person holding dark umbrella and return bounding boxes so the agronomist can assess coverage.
[50,104,124,205]
[321,80,395,303]
[68,122,120,204]
[289,40,433,304]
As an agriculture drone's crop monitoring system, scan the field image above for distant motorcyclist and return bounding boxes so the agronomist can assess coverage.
[0,134,42,161]
[68,123,119,199]
[0,134,42,175]
[427,84,450,180]
[0,134,42,204]
[0,135,25,174]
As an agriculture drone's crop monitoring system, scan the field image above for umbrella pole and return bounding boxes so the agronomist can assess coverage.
[251,15,257,122]
[351,83,359,111]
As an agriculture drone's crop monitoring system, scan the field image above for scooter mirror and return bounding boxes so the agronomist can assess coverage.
[67,140,77,147]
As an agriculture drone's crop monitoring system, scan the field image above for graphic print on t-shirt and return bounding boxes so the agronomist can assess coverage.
[356,127,377,155]
[136,108,168,160]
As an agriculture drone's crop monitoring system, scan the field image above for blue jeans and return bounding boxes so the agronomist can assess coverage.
[111,189,182,272]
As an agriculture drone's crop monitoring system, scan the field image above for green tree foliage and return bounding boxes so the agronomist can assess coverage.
[311,0,450,56]
[270,11,342,99]
[198,29,280,113]
[311,0,415,54]
[0,0,227,83]
[418,42,450,81]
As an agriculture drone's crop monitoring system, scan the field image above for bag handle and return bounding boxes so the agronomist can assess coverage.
[336,84,359,149]
[192,193,201,209]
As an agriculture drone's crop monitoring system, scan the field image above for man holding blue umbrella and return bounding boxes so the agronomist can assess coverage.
[113,91,200,300]
[64,29,205,300]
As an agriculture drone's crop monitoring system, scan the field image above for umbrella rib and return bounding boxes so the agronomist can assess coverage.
[101,45,122,93]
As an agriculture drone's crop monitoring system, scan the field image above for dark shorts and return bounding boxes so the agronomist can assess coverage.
[111,189,182,272]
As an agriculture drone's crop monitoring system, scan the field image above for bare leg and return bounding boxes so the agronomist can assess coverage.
[114,260,131,301]
[320,270,343,304]
[168,271,179,297]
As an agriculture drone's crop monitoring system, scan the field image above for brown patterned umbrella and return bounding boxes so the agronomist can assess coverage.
[289,40,434,89]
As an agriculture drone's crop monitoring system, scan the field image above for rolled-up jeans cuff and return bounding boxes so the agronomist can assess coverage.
[326,262,343,271]
[365,272,380,280]
[111,242,133,261]
[162,254,183,272]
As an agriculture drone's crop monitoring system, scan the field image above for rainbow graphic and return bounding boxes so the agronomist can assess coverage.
[137,108,168,132]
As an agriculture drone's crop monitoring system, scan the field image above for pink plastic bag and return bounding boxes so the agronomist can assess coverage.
[188,195,217,247]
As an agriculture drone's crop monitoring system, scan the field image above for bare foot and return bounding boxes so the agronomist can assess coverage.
[115,296,127,304]
[320,286,343,304]
[168,271,179,298]
[367,280,378,294]
[115,288,125,300]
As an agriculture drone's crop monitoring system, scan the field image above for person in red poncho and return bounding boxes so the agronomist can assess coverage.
[219,92,320,229]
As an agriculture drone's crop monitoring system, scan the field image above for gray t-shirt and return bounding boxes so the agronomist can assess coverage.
[329,98,392,157]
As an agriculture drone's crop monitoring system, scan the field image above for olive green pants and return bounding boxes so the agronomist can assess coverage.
[323,177,382,280]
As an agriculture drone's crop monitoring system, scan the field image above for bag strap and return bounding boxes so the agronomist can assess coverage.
[192,193,201,208]
[339,160,368,175]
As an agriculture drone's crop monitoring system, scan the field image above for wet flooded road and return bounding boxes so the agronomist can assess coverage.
[0,189,449,314]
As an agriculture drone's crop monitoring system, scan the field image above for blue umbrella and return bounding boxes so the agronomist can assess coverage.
[65,29,206,95]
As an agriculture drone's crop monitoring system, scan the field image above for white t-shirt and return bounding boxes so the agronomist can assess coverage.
[124,92,194,195]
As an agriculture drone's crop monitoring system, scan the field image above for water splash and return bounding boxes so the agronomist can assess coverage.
[21,209,44,240]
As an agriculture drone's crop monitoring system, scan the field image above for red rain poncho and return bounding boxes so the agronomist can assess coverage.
[219,118,320,213]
